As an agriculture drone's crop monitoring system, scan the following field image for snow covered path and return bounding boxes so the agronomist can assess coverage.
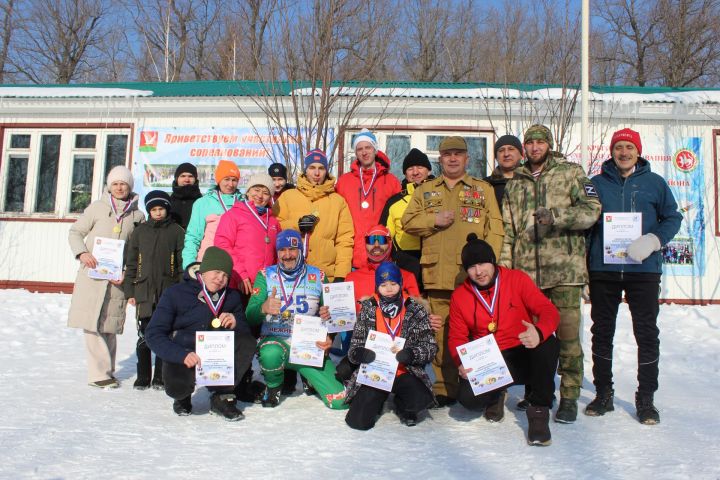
[1,290,719,479]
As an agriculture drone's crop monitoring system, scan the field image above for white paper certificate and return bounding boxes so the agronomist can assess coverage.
[322,281,357,333]
[456,335,513,396]
[603,212,642,264]
[87,237,125,281]
[289,315,327,367]
[195,331,234,387]
[356,330,406,392]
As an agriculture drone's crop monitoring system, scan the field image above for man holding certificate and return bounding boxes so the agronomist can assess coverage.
[146,247,256,421]
[245,230,348,410]
[586,128,681,425]
[449,234,560,446]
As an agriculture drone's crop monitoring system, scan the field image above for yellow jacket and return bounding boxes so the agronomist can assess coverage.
[385,182,421,251]
[274,174,354,281]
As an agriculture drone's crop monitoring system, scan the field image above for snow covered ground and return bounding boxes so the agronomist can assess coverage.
[1,289,719,479]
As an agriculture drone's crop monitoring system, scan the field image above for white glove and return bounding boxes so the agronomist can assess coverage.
[627,233,661,262]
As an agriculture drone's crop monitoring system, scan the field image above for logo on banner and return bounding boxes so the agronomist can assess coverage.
[673,149,698,173]
[139,131,159,152]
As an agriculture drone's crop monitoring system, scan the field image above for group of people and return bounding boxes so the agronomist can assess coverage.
[67,125,681,446]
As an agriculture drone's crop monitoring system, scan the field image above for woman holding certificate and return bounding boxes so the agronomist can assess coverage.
[68,165,145,388]
[344,262,438,430]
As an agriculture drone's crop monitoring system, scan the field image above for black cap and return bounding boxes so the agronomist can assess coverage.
[493,135,523,156]
[461,233,497,270]
[402,148,432,173]
[144,190,171,212]
[174,162,198,180]
[268,162,288,179]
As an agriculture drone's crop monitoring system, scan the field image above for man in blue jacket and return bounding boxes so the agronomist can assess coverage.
[586,128,681,425]
[146,246,256,420]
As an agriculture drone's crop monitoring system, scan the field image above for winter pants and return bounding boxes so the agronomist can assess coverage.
[426,289,458,399]
[589,273,661,395]
[163,330,256,401]
[345,373,434,430]
[84,330,117,383]
[257,336,348,410]
[458,335,560,410]
[543,286,582,400]
[136,317,162,383]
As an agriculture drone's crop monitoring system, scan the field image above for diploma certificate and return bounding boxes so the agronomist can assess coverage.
[87,237,125,281]
[322,281,357,333]
[289,315,327,367]
[456,335,513,396]
[195,331,234,387]
[603,212,642,264]
[356,330,406,392]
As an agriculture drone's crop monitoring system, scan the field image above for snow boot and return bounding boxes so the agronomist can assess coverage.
[210,393,244,421]
[301,376,316,396]
[585,388,615,417]
[235,368,265,403]
[554,398,578,424]
[516,386,531,411]
[134,339,152,390]
[526,406,552,446]
[281,369,297,395]
[635,392,660,425]
[484,389,507,423]
[173,396,192,416]
[262,386,282,408]
[151,357,164,390]
[398,411,418,427]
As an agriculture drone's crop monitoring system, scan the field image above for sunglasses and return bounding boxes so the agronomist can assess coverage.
[366,235,389,245]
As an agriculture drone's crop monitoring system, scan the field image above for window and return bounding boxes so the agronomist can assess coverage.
[35,135,61,213]
[70,155,95,213]
[75,134,96,149]
[385,135,411,180]
[10,134,31,149]
[104,134,128,178]
[4,156,28,212]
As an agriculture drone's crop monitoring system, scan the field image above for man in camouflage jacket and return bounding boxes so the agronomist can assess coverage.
[499,124,601,424]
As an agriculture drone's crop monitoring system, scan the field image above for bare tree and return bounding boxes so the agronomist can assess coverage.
[0,0,15,83]
[185,0,224,80]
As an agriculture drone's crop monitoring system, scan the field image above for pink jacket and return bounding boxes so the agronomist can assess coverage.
[214,201,280,289]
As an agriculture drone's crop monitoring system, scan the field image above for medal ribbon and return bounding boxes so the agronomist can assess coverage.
[244,200,269,235]
[471,272,500,318]
[360,165,378,199]
[109,194,133,223]
[197,273,227,318]
[216,190,234,212]
[278,267,305,312]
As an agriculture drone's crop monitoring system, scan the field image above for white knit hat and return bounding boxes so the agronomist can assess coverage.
[106,165,134,190]
[352,128,378,151]
[246,173,274,194]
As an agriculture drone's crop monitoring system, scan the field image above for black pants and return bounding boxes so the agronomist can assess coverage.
[137,317,162,382]
[164,330,256,400]
[589,273,661,394]
[345,374,434,430]
[458,335,559,409]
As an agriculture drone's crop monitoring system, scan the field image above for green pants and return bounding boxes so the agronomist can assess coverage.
[258,336,348,410]
[543,286,583,401]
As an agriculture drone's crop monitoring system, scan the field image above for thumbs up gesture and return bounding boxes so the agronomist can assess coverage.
[262,286,283,315]
[518,320,541,349]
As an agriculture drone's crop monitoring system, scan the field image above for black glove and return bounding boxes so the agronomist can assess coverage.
[333,277,345,283]
[354,347,376,364]
[334,356,357,382]
[298,214,318,234]
[395,348,414,364]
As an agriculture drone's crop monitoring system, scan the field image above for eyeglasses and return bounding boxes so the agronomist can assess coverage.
[365,235,389,245]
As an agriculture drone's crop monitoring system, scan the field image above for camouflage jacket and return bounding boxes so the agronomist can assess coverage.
[499,153,601,289]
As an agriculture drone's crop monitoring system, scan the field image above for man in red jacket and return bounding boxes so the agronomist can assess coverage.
[336,129,401,268]
[449,233,560,446]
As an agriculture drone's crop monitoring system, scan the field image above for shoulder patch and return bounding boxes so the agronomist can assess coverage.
[584,183,598,197]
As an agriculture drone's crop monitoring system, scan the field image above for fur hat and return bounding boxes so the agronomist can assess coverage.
[268,162,288,179]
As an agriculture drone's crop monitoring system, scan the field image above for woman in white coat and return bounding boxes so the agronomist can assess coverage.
[68,166,145,388]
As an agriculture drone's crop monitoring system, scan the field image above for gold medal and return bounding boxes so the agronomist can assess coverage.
[487,322,497,333]
[282,310,291,319]
[211,318,221,328]
[113,225,121,233]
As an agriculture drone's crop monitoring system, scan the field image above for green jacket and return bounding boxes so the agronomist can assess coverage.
[499,153,601,289]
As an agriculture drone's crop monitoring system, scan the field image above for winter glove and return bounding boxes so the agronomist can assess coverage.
[533,207,554,226]
[395,348,415,365]
[298,214,318,234]
[334,356,357,382]
[627,233,661,262]
[353,347,376,364]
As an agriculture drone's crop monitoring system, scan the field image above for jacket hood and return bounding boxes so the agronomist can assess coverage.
[172,181,202,200]
[349,150,391,175]
[296,173,337,201]
[600,157,651,182]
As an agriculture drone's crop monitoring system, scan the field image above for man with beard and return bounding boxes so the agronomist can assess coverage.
[169,163,202,229]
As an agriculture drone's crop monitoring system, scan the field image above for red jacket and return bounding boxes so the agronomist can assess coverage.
[345,262,420,312]
[448,266,559,366]
[335,151,401,269]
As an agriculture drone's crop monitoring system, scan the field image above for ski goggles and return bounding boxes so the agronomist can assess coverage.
[365,235,389,245]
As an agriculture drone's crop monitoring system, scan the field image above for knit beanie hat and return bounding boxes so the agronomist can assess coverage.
[461,233,497,270]
[214,160,240,184]
[523,124,554,149]
[144,190,171,212]
[276,229,303,254]
[402,148,432,172]
[174,162,198,180]
[106,165,134,191]
[494,135,523,156]
[268,162,288,179]
[199,246,233,277]
[375,261,402,288]
[246,173,274,194]
[303,149,328,171]
[352,128,378,150]
[610,128,642,155]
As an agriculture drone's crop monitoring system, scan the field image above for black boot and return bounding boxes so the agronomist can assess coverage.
[134,337,152,390]
[398,411,418,427]
[554,398,578,424]
[635,392,660,425]
[235,368,265,404]
[301,376,316,396]
[484,389,507,423]
[210,393,244,421]
[281,369,297,395]
[151,357,164,390]
[172,396,192,416]
[585,388,615,417]
[262,386,282,408]
[526,406,552,446]
[516,386,531,411]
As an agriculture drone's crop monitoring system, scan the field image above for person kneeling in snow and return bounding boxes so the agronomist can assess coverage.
[449,234,560,446]
[245,230,348,410]
[344,262,438,430]
[146,247,256,420]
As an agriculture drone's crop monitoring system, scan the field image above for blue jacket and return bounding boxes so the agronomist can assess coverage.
[146,267,251,365]
[588,158,682,274]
